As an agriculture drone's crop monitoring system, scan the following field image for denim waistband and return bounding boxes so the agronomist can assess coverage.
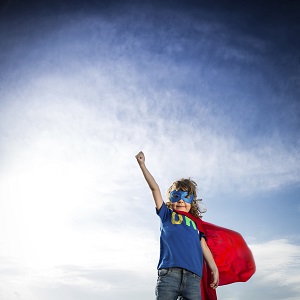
[161,267,194,274]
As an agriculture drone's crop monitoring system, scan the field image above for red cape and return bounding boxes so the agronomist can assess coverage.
[174,210,256,300]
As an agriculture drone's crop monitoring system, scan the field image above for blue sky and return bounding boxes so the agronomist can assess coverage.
[0,0,299,299]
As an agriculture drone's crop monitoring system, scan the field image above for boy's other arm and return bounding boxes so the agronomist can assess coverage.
[135,151,163,210]
[201,237,219,289]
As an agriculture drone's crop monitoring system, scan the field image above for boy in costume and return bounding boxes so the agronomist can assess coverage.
[136,151,218,299]
[136,151,255,300]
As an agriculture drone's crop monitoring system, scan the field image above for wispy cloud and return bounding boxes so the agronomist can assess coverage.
[1,6,299,198]
[1,65,299,196]
[250,239,300,285]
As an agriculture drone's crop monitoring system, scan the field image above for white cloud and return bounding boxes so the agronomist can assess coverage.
[1,60,300,198]
[0,226,158,299]
[250,239,300,286]
[1,8,299,200]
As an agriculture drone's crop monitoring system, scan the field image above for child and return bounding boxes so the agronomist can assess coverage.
[135,151,219,300]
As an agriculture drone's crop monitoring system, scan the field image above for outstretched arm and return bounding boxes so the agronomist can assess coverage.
[135,151,163,210]
[201,237,219,289]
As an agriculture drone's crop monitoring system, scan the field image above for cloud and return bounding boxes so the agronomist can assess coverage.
[1,6,299,201]
[0,228,158,300]
[16,266,156,300]
[1,61,299,197]
[250,239,300,285]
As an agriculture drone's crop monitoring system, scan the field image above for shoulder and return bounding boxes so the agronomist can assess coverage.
[156,202,172,220]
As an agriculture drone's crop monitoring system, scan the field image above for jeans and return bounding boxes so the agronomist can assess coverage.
[155,268,201,300]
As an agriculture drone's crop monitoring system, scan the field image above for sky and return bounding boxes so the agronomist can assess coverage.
[0,0,299,299]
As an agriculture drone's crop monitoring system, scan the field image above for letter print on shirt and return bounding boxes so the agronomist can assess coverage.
[171,212,183,224]
[171,212,197,230]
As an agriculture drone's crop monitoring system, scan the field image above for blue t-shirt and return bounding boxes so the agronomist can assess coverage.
[156,202,204,278]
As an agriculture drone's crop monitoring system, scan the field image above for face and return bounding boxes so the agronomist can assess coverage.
[171,200,191,213]
[170,189,193,213]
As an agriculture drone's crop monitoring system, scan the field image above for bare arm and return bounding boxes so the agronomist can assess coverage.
[201,237,219,289]
[135,151,163,210]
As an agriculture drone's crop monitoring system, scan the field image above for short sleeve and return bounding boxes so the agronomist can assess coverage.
[199,231,207,241]
[156,202,171,222]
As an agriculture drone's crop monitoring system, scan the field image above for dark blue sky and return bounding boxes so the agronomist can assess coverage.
[1,0,299,144]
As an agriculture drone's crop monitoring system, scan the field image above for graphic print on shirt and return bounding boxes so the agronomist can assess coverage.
[171,212,197,230]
